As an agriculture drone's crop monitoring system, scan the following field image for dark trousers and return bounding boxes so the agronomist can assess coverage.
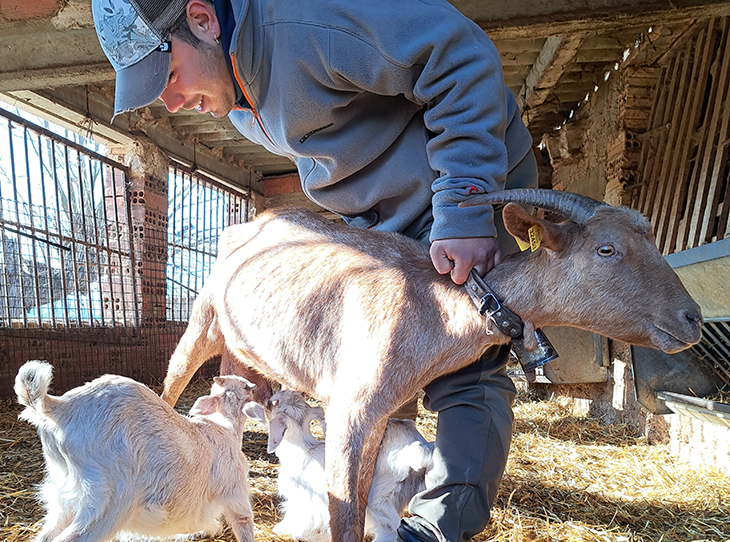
[398,150,537,541]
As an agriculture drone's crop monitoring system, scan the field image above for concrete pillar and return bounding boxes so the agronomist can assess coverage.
[108,138,169,328]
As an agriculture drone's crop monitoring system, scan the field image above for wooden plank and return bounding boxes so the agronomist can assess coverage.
[652,43,695,250]
[719,173,730,240]
[724,184,730,240]
[698,59,730,244]
[499,51,540,67]
[688,17,730,248]
[624,96,656,109]
[479,3,730,41]
[676,18,724,251]
[194,130,246,143]
[635,65,667,211]
[647,52,683,223]
[574,49,627,63]
[260,174,302,196]
[494,38,545,54]
[665,23,715,253]
[0,63,115,92]
[655,29,705,252]
[641,56,681,217]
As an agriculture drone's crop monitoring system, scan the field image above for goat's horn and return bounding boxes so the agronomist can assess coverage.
[459,188,609,224]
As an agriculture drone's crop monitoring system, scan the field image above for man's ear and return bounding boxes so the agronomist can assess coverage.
[502,203,567,252]
[185,0,221,43]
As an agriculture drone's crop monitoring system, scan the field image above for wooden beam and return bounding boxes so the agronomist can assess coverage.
[453,0,730,40]
[517,34,586,114]
[1,89,133,146]
[0,63,114,92]
[260,174,302,197]
[2,88,264,194]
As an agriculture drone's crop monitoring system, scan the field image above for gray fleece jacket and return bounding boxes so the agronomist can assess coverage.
[225,0,532,241]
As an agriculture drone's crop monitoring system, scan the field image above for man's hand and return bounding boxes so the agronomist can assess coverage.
[430,237,501,285]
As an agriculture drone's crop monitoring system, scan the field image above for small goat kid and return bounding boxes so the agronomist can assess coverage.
[161,189,703,542]
[15,360,262,542]
[266,390,432,542]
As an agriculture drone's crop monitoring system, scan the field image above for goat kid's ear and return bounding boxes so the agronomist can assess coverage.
[267,416,287,453]
[309,405,325,423]
[503,203,566,252]
[243,401,267,424]
[189,395,220,416]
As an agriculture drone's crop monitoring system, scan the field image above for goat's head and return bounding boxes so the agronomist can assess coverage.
[266,390,325,453]
[463,189,703,353]
[189,375,265,423]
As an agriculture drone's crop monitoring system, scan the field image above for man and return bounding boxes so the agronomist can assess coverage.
[92,0,537,540]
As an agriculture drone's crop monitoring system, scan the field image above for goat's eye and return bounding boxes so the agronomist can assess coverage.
[597,245,615,257]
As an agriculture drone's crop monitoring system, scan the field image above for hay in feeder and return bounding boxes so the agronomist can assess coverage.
[1,379,728,542]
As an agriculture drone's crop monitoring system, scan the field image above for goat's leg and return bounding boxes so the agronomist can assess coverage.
[162,293,223,406]
[364,485,403,542]
[45,520,120,542]
[35,484,74,542]
[357,417,388,533]
[225,509,255,542]
[46,497,123,542]
[35,511,72,542]
[325,404,387,542]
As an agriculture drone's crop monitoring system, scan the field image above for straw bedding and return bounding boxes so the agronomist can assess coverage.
[1,378,728,542]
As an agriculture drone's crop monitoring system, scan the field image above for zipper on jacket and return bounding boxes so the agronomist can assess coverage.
[230,53,273,144]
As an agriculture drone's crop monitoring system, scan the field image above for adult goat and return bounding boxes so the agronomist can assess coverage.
[161,189,702,542]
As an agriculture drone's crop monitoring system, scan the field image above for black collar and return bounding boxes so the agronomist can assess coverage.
[464,269,559,373]
[464,269,524,339]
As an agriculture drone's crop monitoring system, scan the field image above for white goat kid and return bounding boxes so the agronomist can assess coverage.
[267,390,432,542]
[15,360,263,542]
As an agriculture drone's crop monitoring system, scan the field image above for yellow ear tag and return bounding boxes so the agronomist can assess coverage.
[528,225,542,252]
[514,235,531,252]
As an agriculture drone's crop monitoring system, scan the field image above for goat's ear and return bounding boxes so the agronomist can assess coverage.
[309,405,325,424]
[267,416,287,453]
[502,203,566,252]
[307,405,326,437]
[243,401,267,424]
[214,375,254,387]
[189,394,220,416]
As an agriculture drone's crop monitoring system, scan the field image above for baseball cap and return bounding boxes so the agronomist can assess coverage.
[92,0,189,118]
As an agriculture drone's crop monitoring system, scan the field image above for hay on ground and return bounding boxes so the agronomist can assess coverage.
[1,379,728,542]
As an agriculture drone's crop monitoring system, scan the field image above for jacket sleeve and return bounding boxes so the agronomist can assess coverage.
[325,3,513,240]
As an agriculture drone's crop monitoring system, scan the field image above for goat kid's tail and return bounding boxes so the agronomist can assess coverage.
[14,360,54,425]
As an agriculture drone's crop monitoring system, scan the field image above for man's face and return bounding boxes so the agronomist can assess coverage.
[160,36,236,118]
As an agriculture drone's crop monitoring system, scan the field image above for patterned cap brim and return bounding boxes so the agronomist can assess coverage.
[113,48,170,119]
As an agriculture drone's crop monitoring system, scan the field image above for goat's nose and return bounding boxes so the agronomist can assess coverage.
[684,306,703,328]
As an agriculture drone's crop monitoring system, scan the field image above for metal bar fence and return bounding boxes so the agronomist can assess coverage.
[166,162,249,323]
[0,107,138,328]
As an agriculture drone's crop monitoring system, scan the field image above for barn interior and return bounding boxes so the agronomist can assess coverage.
[0,1,729,538]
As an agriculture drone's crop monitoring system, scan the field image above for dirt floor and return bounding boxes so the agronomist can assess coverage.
[2,376,729,542]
